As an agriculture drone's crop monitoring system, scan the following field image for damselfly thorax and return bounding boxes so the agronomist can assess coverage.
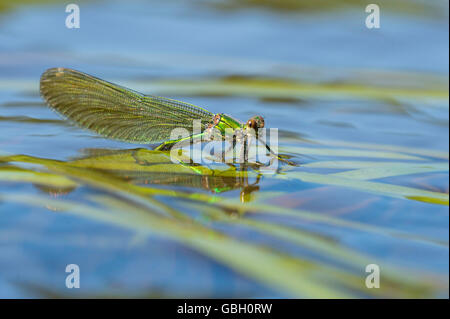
[203,113,264,141]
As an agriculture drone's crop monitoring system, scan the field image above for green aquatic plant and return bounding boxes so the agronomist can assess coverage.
[2,188,445,298]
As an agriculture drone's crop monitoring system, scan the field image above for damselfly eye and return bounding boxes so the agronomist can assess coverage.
[247,115,264,129]
[247,119,257,129]
[256,115,265,128]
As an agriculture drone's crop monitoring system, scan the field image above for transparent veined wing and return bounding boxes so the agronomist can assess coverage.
[40,68,214,143]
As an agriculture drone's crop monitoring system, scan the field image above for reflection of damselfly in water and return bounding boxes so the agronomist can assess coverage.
[32,148,262,202]
[40,68,293,165]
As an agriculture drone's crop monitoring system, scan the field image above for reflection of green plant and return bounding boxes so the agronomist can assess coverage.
[201,0,448,19]
[0,0,89,14]
[1,0,447,21]
[0,138,448,297]
[0,0,57,13]
[203,0,447,18]
[148,75,448,102]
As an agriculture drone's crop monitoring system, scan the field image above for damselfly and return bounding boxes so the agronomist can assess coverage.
[39,68,291,164]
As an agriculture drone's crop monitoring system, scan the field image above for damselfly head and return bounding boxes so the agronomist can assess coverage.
[246,115,265,130]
